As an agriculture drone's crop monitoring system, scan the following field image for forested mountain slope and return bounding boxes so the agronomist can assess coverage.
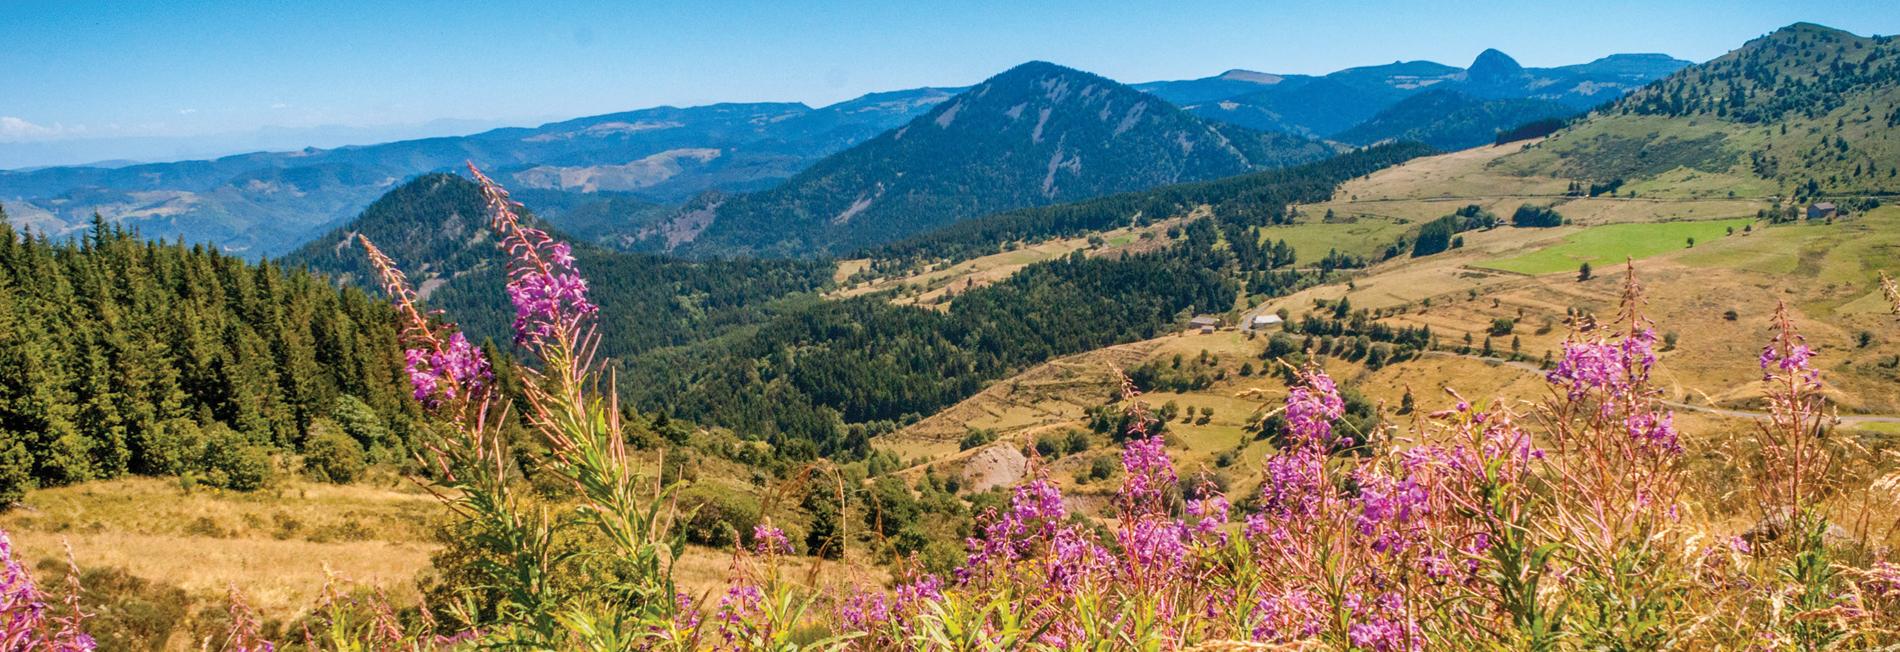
[1333,89,1579,150]
[283,174,835,358]
[657,61,1340,257]
[864,142,1435,266]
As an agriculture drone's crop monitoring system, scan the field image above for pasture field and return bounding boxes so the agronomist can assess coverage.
[1325,141,1572,202]
[1255,218,1408,261]
[1476,218,1755,274]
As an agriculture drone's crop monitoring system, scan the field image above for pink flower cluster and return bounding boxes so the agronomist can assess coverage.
[503,249,596,347]
[360,235,493,413]
[712,583,764,647]
[1546,327,1657,401]
[468,165,598,347]
[970,479,1067,560]
[1284,367,1346,445]
[1546,322,1684,460]
[1759,309,1819,387]
[403,331,492,409]
[751,524,792,556]
[1119,434,1176,512]
[0,534,93,651]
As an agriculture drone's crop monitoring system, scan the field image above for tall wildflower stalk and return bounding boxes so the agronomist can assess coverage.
[0,532,95,651]
[358,164,682,649]
[1752,301,1849,648]
[1536,264,1690,648]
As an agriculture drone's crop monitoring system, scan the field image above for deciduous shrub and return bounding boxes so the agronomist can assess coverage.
[301,423,367,484]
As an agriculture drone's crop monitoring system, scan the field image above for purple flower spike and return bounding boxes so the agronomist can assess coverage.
[751,524,792,556]
[1285,367,1345,446]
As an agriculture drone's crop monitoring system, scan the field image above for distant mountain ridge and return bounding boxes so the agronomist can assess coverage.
[654,61,1340,257]
[0,88,960,256]
[1333,89,1578,150]
[1143,50,1692,139]
[2,46,1689,257]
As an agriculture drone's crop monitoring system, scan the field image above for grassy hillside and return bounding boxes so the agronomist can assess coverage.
[1495,23,1900,200]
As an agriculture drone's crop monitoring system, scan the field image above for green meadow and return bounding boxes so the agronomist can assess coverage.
[1477,218,1755,275]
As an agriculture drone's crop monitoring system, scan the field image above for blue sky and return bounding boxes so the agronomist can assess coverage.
[3,0,1896,166]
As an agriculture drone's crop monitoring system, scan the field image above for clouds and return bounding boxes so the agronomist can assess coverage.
[0,116,78,142]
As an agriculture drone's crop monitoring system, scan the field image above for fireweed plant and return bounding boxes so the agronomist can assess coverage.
[2,171,1899,648]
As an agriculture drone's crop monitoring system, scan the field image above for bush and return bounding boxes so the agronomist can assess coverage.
[958,428,996,451]
[132,418,207,477]
[865,476,920,536]
[200,425,273,491]
[679,487,762,548]
[1512,204,1563,227]
[331,395,398,464]
[1412,217,1456,257]
[302,423,367,484]
[38,420,95,487]
[1489,318,1516,336]
[1034,434,1065,458]
[1088,456,1118,481]
[1063,430,1091,455]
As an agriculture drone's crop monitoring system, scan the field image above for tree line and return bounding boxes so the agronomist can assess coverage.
[0,211,420,503]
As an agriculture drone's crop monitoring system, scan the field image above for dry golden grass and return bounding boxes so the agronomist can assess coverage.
[831,258,870,284]
[0,474,892,649]
[0,475,442,648]
[831,215,1191,308]
[1328,142,1572,202]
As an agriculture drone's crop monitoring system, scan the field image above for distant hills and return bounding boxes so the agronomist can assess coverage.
[654,61,1339,257]
[1,46,1692,257]
[1493,23,1900,199]
[0,89,958,256]
[1332,89,1577,150]
[1144,50,1690,142]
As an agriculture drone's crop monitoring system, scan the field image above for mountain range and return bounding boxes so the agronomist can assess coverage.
[0,89,959,256]
[1,48,1691,258]
[651,61,1339,257]
[1140,50,1690,140]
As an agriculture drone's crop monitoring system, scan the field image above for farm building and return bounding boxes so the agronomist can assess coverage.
[1249,314,1284,330]
[1807,202,1838,220]
[1188,315,1220,333]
